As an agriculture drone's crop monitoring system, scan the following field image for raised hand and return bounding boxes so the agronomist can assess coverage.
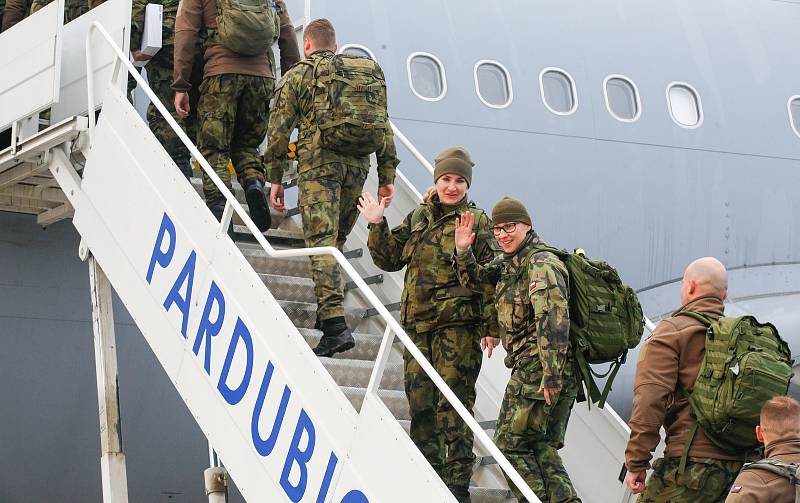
[357,192,386,224]
[454,211,476,252]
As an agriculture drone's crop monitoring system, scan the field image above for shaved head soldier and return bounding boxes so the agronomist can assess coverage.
[625,257,743,502]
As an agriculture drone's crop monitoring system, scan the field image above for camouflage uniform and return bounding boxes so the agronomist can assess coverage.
[29,0,98,22]
[456,230,581,502]
[637,457,741,503]
[264,49,399,322]
[367,194,498,489]
[130,0,203,177]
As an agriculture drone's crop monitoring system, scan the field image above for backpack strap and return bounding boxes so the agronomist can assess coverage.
[742,458,800,486]
[678,421,699,475]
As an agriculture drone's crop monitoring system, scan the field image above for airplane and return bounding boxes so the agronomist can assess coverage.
[1,0,798,501]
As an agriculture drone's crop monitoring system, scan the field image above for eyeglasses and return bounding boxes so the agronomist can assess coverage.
[492,222,518,236]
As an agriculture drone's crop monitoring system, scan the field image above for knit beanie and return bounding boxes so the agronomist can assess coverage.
[433,147,474,187]
[492,197,531,226]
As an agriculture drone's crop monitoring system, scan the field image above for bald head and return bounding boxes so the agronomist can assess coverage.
[680,257,728,305]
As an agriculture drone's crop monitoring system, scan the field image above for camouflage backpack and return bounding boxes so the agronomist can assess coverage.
[212,0,278,56]
[305,53,389,156]
[675,312,793,471]
[530,246,645,407]
[740,458,800,500]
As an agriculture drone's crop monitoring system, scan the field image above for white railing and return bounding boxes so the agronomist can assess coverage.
[85,21,540,503]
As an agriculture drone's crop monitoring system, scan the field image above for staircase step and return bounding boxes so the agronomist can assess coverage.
[319,357,404,391]
[233,224,305,246]
[258,273,316,303]
[298,328,385,361]
[341,386,410,421]
[238,244,311,277]
[469,487,516,503]
[278,301,363,330]
[189,177,296,228]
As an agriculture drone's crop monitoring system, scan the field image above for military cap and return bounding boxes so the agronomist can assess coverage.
[492,196,531,226]
[434,146,474,187]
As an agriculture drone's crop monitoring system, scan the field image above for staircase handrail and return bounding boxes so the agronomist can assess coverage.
[85,21,541,502]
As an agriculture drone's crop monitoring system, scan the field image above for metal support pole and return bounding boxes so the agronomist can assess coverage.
[88,255,129,503]
[204,467,228,503]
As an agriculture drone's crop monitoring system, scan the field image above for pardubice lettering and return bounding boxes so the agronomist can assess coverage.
[145,212,369,503]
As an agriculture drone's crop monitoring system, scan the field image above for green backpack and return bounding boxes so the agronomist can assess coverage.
[533,246,645,407]
[676,312,793,471]
[212,0,278,56]
[306,54,389,156]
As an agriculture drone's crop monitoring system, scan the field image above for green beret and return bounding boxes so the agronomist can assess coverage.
[492,196,531,226]
[433,146,474,187]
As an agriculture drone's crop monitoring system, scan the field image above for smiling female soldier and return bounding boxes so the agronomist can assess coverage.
[357,147,497,502]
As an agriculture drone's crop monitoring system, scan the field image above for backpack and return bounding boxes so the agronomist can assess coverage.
[529,246,645,407]
[305,54,389,156]
[212,0,278,56]
[740,458,800,501]
[676,312,793,471]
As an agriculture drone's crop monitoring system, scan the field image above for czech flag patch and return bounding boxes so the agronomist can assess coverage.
[730,486,742,494]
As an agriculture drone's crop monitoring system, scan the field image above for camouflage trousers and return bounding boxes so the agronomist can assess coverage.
[298,163,367,320]
[636,457,743,503]
[197,73,273,208]
[145,61,201,175]
[403,325,482,489]
[495,357,581,503]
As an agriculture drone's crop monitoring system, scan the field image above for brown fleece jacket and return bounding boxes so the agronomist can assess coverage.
[726,437,800,502]
[625,295,741,472]
[172,0,300,91]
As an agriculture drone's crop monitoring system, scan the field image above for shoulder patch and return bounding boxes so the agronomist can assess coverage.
[729,485,742,493]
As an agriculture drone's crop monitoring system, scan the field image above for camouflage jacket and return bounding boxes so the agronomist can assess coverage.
[455,231,570,388]
[29,0,100,23]
[264,49,399,186]
[368,195,498,336]
[130,0,181,68]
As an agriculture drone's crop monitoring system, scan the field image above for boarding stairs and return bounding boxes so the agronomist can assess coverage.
[0,2,647,501]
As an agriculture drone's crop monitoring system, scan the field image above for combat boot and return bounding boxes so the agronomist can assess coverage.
[313,316,354,357]
[244,178,271,232]
[448,486,471,503]
[209,204,234,238]
[177,159,193,180]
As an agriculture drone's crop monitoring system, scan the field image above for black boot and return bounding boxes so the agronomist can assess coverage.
[448,486,471,503]
[244,178,271,232]
[313,316,354,357]
[177,159,193,180]
[209,204,234,238]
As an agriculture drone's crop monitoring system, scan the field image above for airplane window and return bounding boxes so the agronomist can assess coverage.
[667,83,703,128]
[407,53,446,101]
[474,61,512,108]
[605,76,640,122]
[788,96,800,138]
[338,44,375,60]
[540,69,577,115]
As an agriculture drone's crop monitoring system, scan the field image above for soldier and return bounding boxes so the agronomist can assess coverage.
[625,257,743,502]
[130,0,206,179]
[2,0,31,31]
[173,0,300,230]
[726,396,800,503]
[28,0,93,23]
[454,197,581,502]
[264,18,399,357]
[357,147,497,503]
